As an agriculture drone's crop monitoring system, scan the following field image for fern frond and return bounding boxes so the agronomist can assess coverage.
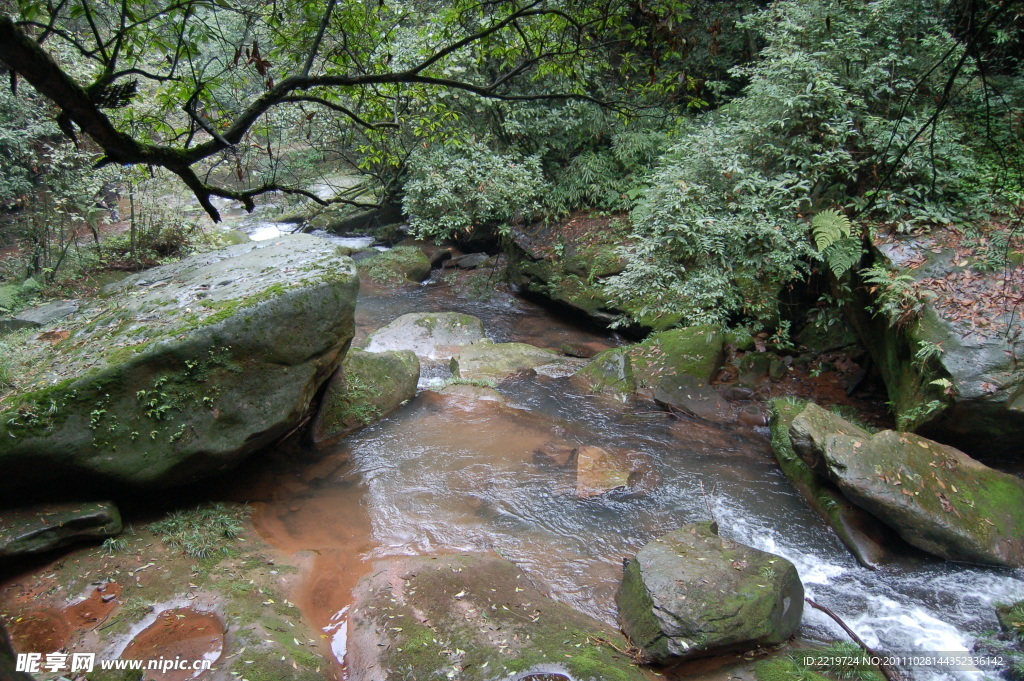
[811,208,852,251]
[822,236,862,277]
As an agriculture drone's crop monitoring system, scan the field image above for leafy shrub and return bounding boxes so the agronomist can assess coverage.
[403,140,543,240]
[149,503,246,560]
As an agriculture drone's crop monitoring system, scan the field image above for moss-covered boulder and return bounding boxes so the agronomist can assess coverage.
[0,501,121,559]
[312,348,419,443]
[574,348,636,396]
[818,428,1024,567]
[346,553,648,681]
[450,340,584,382]
[0,235,358,499]
[769,401,903,569]
[617,523,803,664]
[364,312,486,359]
[358,246,432,286]
[846,231,1024,458]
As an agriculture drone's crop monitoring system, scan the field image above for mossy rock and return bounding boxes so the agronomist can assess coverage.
[358,246,432,286]
[819,428,1024,567]
[346,553,648,681]
[617,522,803,664]
[0,235,358,499]
[312,348,419,443]
[627,325,725,388]
[574,348,636,396]
[769,400,903,569]
[0,501,122,560]
[450,341,582,382]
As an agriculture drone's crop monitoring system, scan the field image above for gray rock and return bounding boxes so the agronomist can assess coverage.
[0,235,358,498]
[820,429,1024,567]
[0,300,80,333]
[450,340,582,382]
[617,523,803,663]
[452,253,490,269]
[0,501,121,559]
[364,312,486,359]
[654,374,733,423]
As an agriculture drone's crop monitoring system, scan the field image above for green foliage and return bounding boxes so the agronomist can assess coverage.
[812,209,852,252]
[404,140,543,240]
[149,503,246,560]
[859,263,922,327]
[755,642,885,681]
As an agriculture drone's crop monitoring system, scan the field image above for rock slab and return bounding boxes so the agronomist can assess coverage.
[450,341,581,382]
[617,523,803,663]
[0,501,122,558]
[347,553,647,681]
[0,235,358,498]
[364,312,486,359]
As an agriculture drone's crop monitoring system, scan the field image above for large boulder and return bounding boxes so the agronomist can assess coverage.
[818,428,1024,567]
[617,523,803,664]
[770,401,904,569]
[311,349,419,443]
[346,553,648,681]
[847,230,1024,459]
[364,312,486,359]
[450,340,584,382]
[0,501,121,559]
[0,235,358,498]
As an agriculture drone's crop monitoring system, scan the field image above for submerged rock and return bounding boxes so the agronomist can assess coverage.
[450,341,583,382]
[0,501,121,559]
[818,428,1024,567]
[312,349,420,444]
[770,401,904,569]
[617,523,803,664]
[346,553,648,681]
[364,311,486,359]
[0,235,358,498]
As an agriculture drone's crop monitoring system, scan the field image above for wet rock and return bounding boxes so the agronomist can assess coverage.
[653,374,733,423]
[847,234,1024,458]
[559,342,599,358]
[358,245,432,286]
[574,348,635,396]
[616,523,803,664]
[575,446,632,498]
[312,349,420,444]
[450,340,582,382]
[533,442,579,467]
[722,385,756,402]
[396,238,453,266]
[0,235,358,498]
[737,404,768,427]
[0,300,79,334]
[770,401,903,569]
[0,501,122,559]
[738,351,773,385]
[819,428,1024,567]
[436,382,506,403]
[347,553,647,681]
[364,311,486,359]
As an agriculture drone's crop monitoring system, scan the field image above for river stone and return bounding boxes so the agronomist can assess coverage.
[449,340,580,382]
[0,235,358,498]
[653,374,732,423]
[770,400,903,569]
[574,348,635,396]
[435,383,505,402]
[311,349,419,444]
[819,429,1024,567]
[364,312,486,359]
[617,523,803,664]
[358,245,432,286]
[396,238,453,266]
[575,446,632,498]
[452,252,490,269]
[0,501,122,559]
[788,402,872,474]
[0,300,79,334]
[628,325,725,389]
[346,553,648,681]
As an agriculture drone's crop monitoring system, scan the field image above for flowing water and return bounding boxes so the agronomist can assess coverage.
[234,278,1024,681]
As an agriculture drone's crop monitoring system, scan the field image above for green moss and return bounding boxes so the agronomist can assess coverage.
[628,325,724,386]
[755,643,886,681]
[361,246,431,285]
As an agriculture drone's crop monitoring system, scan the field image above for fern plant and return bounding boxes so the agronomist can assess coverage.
[812,208,862,277]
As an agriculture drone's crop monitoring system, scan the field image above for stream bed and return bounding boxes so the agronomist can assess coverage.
[237,278,1024,681]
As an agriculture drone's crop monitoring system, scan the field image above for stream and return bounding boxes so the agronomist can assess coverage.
[223,275,1022,681]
